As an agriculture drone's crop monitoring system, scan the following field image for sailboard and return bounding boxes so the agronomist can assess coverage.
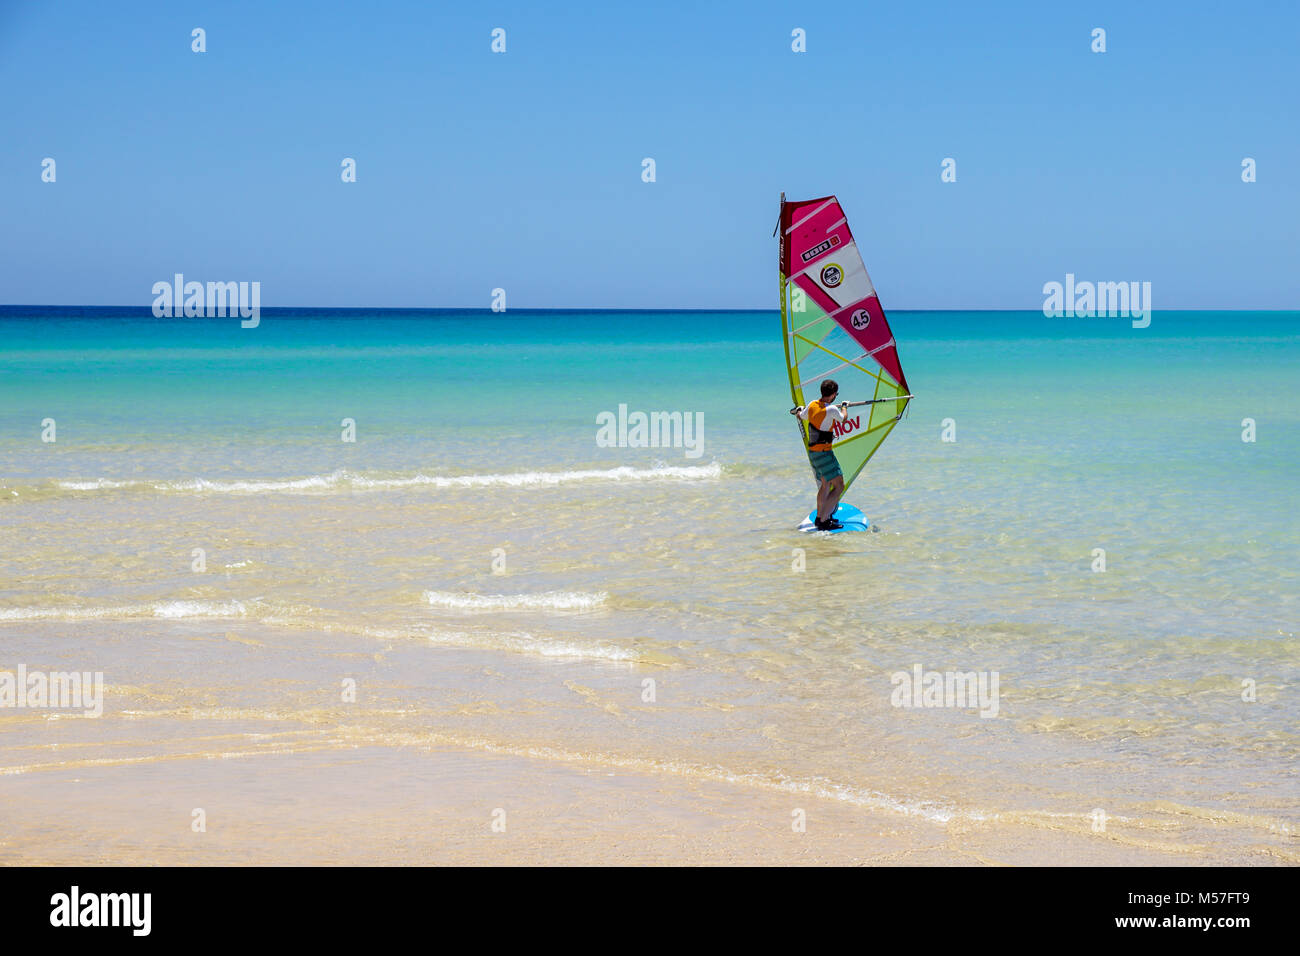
[778,193,912,531]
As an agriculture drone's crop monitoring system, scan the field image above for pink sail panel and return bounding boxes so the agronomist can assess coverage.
[781,196,909,391]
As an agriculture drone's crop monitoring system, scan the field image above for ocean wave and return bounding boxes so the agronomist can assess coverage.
[422,628,667,663]
[16,464,722,498]
[0,600,248,623]
[424,590,609,612]
[345,620,669,664]
[0,597,667,664]
[362,732,970,825]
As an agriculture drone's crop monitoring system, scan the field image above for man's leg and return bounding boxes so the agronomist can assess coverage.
[815,477,830,521]
[827,475,845,517]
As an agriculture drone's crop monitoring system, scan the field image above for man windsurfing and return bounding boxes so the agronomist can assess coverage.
[791,378,849,530]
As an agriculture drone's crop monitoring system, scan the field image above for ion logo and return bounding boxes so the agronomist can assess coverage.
[849,308,870,330]
[800,235,840,263]
[820,263,843,287]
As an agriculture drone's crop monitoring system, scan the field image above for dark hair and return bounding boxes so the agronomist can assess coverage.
[820,379,838,399]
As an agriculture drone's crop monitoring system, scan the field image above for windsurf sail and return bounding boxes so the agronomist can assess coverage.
[778,193,911,493]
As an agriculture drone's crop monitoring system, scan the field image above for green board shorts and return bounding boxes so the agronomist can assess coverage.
[807,448,842,483]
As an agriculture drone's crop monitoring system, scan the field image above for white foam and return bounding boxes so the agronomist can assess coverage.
[424,590,609,612]
[50,463,722,496]
[55,478,135,491]
[425,629,645,662]
[362,463,722,489]
[342,621,658,664]
[0,600,247,623]
[151,600,247,619]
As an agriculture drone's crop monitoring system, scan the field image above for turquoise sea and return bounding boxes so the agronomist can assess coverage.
[0,307,1296,862]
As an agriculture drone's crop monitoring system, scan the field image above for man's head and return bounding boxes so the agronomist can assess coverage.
[820,379,839,401]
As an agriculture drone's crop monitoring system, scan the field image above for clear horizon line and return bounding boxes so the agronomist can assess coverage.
[2,304,1295,314]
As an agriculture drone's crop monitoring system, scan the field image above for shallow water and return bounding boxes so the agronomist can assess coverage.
[1,307,1296,862]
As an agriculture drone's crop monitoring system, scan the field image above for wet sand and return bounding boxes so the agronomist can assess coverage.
[1,744,1258,867]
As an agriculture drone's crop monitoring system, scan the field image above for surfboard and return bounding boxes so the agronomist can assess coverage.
[798,503,870,533]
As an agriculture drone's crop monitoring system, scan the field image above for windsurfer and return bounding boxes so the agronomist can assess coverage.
[791,378,848,530]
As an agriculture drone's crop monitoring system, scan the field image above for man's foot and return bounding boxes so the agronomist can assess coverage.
[814,516,843,530]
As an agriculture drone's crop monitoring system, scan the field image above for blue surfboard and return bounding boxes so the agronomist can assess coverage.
[798,503,871,533]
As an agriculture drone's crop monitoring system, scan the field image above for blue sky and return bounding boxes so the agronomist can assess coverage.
[2,0,1297,309]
